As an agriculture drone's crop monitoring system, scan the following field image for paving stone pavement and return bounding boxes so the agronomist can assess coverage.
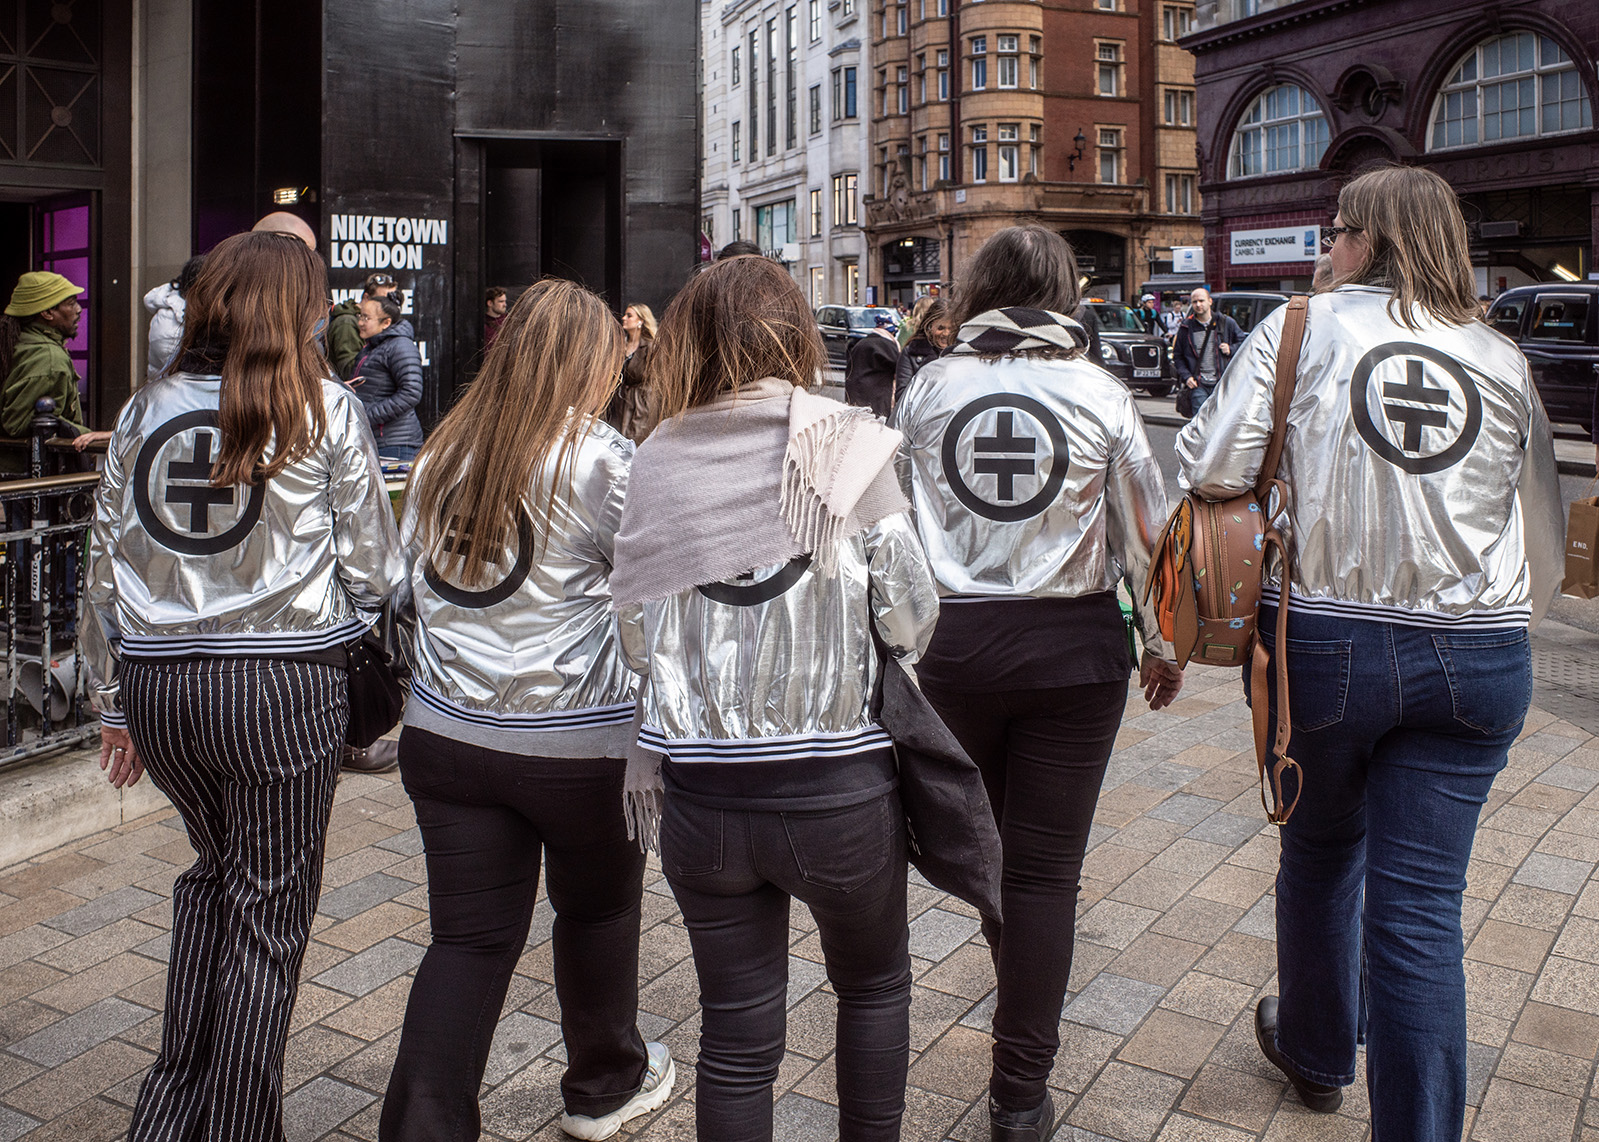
[3,664,1599,1141]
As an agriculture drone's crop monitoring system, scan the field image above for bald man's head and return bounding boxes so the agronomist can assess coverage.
[252,212,317,251]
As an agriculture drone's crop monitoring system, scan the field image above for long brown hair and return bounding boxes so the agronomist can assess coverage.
[1334,165,1480,329]
[649,255,825,419]
[172,231,331,487]
[953,226,1082,327]
[408,278,624,587]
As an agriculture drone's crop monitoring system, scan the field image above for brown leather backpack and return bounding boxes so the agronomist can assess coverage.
[1143,295,1309,824]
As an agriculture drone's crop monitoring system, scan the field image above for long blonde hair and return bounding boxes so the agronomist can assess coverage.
[1334,166,1480,329]
[408,278,624,587]
[625,302,658,341]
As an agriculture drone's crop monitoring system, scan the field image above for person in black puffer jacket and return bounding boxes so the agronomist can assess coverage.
[893,297,953,400]
[352,291,425,462]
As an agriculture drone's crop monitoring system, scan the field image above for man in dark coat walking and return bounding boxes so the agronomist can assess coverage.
[1173,287,1245,419]
[844,313,902,419]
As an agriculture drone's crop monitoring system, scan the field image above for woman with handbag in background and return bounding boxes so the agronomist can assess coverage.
[83,230,406,1142]
[611,254,940,1142]
[1176,166,1564,1141]
[379,278,673,1141]
[892,225,1182,1142]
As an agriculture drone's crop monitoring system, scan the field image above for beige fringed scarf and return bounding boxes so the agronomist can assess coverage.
[611,377,908,847]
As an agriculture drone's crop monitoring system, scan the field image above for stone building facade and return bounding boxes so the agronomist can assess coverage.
[1185,0,1597,294]
[862,0,1203,306]
[702,0,872,308]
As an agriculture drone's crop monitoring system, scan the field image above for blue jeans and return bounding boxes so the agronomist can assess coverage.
[1252,605,1530,1142]
[1189,379,1217,417]
[378,444,419,464]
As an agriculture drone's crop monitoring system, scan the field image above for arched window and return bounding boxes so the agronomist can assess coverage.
[1428,32,1592,151]
[1228,84,1329,179]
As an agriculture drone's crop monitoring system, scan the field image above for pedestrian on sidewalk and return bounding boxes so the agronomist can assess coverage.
[82,229,406,1142]
[1176,165,1565,1140]
[0,270,103,471]
[379,278,672,1142]
[612,254,940,1142]
[844,310,902,418]
[143,255,204,381]
[892,225,1183,1142]
[1173,287,1244,418]
[894,296,952,395]
[327,271,399,381]
[351,290,425,463]
[603,301,658,443]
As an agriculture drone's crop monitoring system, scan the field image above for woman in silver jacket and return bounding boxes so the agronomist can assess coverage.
[1177,166,1564,1141]
[379,279,672,1142]
[612,255,940,1142]
[84,231,406,1142]
[892,225,1182,1142]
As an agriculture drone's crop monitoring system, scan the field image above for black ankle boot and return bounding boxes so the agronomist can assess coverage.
[989,1090,1054,1142]
[1255,997,1344,1113]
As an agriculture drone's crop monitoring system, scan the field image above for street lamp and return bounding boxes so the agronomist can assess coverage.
[1066,129,1087,173]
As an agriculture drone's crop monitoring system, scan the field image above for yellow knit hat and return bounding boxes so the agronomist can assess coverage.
[5,271,83,318]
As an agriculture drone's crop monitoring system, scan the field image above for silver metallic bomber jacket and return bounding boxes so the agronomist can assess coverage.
[400,421,640,758]
[84,373,407,727]
[617,513,941,764]
[891,352,1175,660]
[1176,285,1565,629]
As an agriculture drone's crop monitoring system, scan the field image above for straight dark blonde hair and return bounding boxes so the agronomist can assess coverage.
[1335,165,1480,329]
[173,230,330,488]
[649,256,826,419]
[408,278,625,588]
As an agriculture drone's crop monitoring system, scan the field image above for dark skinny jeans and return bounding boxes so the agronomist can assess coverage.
[379,728,647,1140]
[919,680,1127,1109]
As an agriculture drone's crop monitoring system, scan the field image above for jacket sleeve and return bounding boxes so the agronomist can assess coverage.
[893,347,917,398]
[327,316,363,381]
[1520,382,1567,627]
[572,431,634,567]
[363,340,424,428]
[1104,394,1176,661]
[1172,324,1196,379]
[83,417,129,726]
[615,602,649,676]
[863,511,941,666]
[1175,310,1285,500]
[326,390,408,620]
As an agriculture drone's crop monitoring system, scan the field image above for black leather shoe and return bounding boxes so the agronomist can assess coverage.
[989,1090,1054,1142]
[1255,997,1343,1113]
[342,739,399,774]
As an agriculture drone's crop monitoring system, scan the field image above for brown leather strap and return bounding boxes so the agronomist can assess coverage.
[1251,520,1301,825]
[1253,295,1310,498]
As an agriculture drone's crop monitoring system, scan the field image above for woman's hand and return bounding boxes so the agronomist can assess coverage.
[73,430,112,451]
[1139,653,1184,711]
[99,726,144,788]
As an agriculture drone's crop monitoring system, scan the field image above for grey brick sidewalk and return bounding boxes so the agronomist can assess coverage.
[3,662,1599,1141]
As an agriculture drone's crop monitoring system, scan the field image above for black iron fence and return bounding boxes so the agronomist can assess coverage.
[0,398,105,771]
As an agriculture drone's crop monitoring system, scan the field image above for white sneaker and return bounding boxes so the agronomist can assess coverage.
[559,1041,676,1141]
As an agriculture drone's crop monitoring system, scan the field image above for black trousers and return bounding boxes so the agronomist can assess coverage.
[379,728,648,1140]
[920,680,1127,1109]
[124,658,346,1142]
[662,788,911,1142]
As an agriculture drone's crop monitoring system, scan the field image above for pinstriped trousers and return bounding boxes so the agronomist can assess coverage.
[122,657,347,1142]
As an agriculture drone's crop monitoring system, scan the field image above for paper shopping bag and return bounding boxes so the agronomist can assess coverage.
[1562,495,1599,598]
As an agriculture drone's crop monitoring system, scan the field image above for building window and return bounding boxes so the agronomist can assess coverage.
[1097,126,1123,183]
[1428,31,1593,151]
[766,18,778,156]
[879,68,889,116]
[1096,0,1116,8]
[898,66,909,113]
[731,45,741,86]
[785,7,798,149]
[971,36,987,90]
[971,125,988,182]
[749,29,759,155]
[1228,83,1329,177]
[1029,37,1041,88]
[997,35,1019,89]
[937,50,949,99]
[845,262,860,305]
[810,267,825,308]
[833,173,859,226]
[732,120,741,162]
[1165,173,1195,213]
[897,3,907,35]
[998,124,1020,181]
[1030,123,1041,175]
[703,214,714,243]
[733,208,741,240]
[1096,42,1122,97]
[842,0,854,13]
[917,53,926,103]
[809,0,821,41]
[938,132,951,181]
[833,66,858,119]
[755,199,796,249]
[1164,89,1194,126]
[917,136,928,188]
[1161,5,1193,40]
[810,188,823,236]
[810,84,822,133]
[937,0,947,14]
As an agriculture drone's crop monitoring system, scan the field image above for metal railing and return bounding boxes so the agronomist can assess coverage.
[0,399,105,771]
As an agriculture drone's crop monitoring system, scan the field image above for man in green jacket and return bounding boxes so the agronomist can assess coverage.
[0,271,104,473]
[327,272,398,380]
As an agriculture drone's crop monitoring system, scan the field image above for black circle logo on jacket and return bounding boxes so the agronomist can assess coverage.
[423,507,537,609]
[697,555,813,606]
[1350,343,1482,475]
[132,411,266,555]
[941,394,1070,521]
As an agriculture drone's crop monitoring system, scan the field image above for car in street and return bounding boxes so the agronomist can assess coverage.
[1486,282,1599,432]
[1212,291,1290,334]
[1083,302,1175,396]
[816,305,902,367]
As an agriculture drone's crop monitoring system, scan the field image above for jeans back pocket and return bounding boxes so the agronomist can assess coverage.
[661,799,725,878]
[1432,629,1532,737]
[782,797,896,894]
[1259,634,1353,732]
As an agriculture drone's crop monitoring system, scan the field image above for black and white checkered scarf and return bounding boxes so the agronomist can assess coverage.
[948,307,1088,356]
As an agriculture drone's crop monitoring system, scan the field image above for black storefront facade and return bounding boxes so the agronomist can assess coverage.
[1183,0,1598,296]
[0,0,698,432]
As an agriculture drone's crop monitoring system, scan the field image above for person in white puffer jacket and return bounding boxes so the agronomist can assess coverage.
[143,255,203,380]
